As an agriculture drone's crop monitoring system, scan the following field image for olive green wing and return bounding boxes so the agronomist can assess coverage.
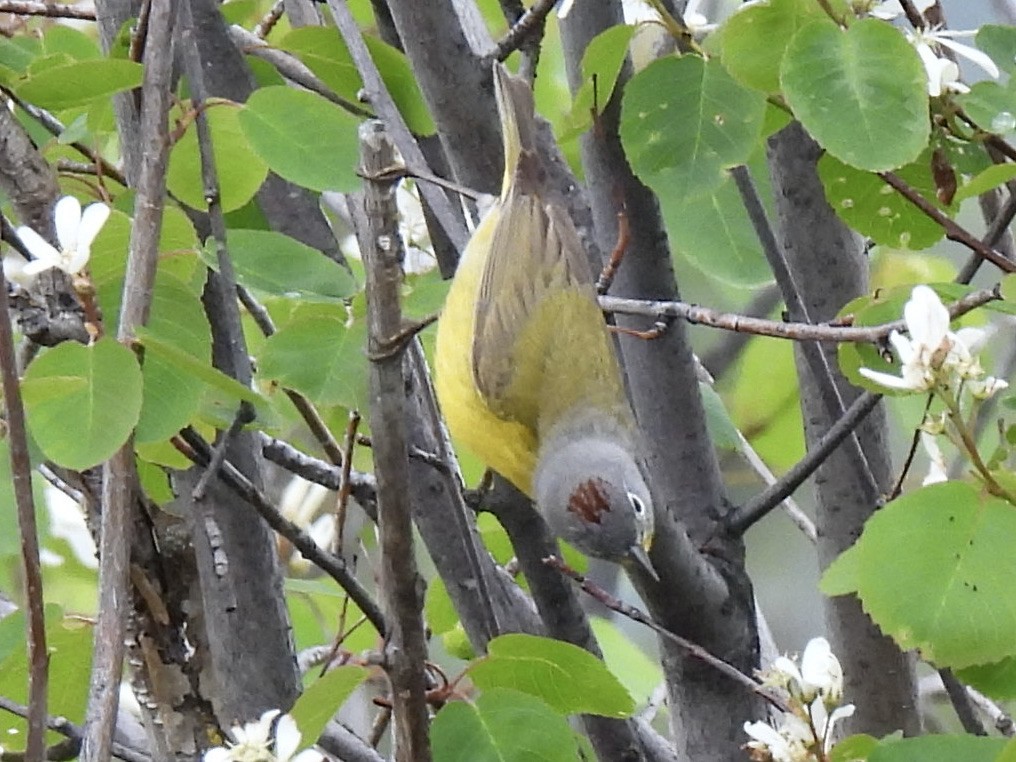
[471,186,629,436]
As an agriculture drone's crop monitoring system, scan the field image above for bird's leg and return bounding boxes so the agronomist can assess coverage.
[609,315,673,341]
[366,313,439,361]
[596,205,631,295]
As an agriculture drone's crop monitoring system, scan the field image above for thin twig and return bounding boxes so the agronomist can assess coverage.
[732,164,880,501]
[177,428,388,638]
[492,0,556,64]
[0,240,47,762]
[956,176,1016,284]
[236,285,348,466]
[599,286,1000,344]
[939,668,987,736]
[545,556,790,712]
[965,685,1016,737]
[0,1,96,19]
[252,0,284,38]
[323,0,469,254]
[0,696,149,762]
[727,392,884,535]
[881,171,1016,274]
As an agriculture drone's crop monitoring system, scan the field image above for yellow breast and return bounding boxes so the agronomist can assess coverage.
[434,206,538,496]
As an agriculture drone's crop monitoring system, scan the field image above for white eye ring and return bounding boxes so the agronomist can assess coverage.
[627,492,646,516]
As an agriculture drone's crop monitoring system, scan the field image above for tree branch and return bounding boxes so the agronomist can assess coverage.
[359,120,432,762]
[81,4,175,760]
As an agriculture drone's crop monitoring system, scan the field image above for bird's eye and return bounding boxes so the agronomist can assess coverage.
[627,492,646,516]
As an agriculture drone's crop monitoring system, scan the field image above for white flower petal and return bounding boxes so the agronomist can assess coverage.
[920,432,949,485]
[859,366,923,391]
[78,202,110,250]
[954,326,989,355]
[290,749,324,762]
[53,196,82,254]
[203,747,233,762]
[905,285,949,351]
[16,226,60,265]
[3,253,36,289]
[934,36,1000,79]
[274,714,302,762]
[800,637,843,702]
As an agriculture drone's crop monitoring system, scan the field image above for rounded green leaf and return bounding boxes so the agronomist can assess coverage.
[718,0,824,93]
[167,99,269,213]
[976,25,1016,77]
[237,86,360,193]
[621,54,766,202]
[563,24,636,139]
[817,153,945,250]
[431,689,580,762]
[781,18,928,171]
[222,229,358,301]
[867,735,1007,762]
[854,481,1016,669]
[957,80,1016,135]
[22,337,142,470]
[661,173,772,287]
[957,656,1016,701]
[289,665,370,748]
[15,59,143,111]
[257,313,367,409]
[135,276,212,443]
[469,633,634,718]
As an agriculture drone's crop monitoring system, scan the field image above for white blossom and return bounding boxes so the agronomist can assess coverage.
[13,196,109,280]
[904,27,1000,97]
[859,286,1005,396]
[204,710,321,762]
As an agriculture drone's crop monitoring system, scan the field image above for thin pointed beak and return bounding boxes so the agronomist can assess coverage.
[628,544,659,582]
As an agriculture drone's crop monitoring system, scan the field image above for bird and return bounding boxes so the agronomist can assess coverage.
[434,64,655,576]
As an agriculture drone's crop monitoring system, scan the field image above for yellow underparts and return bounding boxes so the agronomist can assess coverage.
[434,207,538,497]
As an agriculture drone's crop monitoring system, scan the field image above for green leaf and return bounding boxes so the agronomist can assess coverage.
[867,735,1006,762]
[0,614,93,751]
[817,153,945,250]
[469,633,634,718]
[0,37,39,76]
[820,542,861,597]
[221,229,358,301]
[289,665,370,747]
[718,0,823,93]
[257,313,368,409]
[662,172,772,287]
[957,81,1016,135]
[622,54,766,202]
[431,689,580,762]
[135,276,212,443]
[830,734,879,762]
[238,86,361,193]
[977,25,1016,77]
[853,481,1016,669]
[43,25,100,61]
[22,337,142,470]
[136,327,263,406]
[277,28,433,135]
[15,59,143,111]
[699,382,740,452]
[366,36,435,135]
[563,24,636,139]
[955,162,1016,204]
[781,19,928,171]
[957,656,1016,701]
[167,99,269,212]
[589,617,662,706]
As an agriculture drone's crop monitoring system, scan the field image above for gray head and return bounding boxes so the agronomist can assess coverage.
[534,436,655,575]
